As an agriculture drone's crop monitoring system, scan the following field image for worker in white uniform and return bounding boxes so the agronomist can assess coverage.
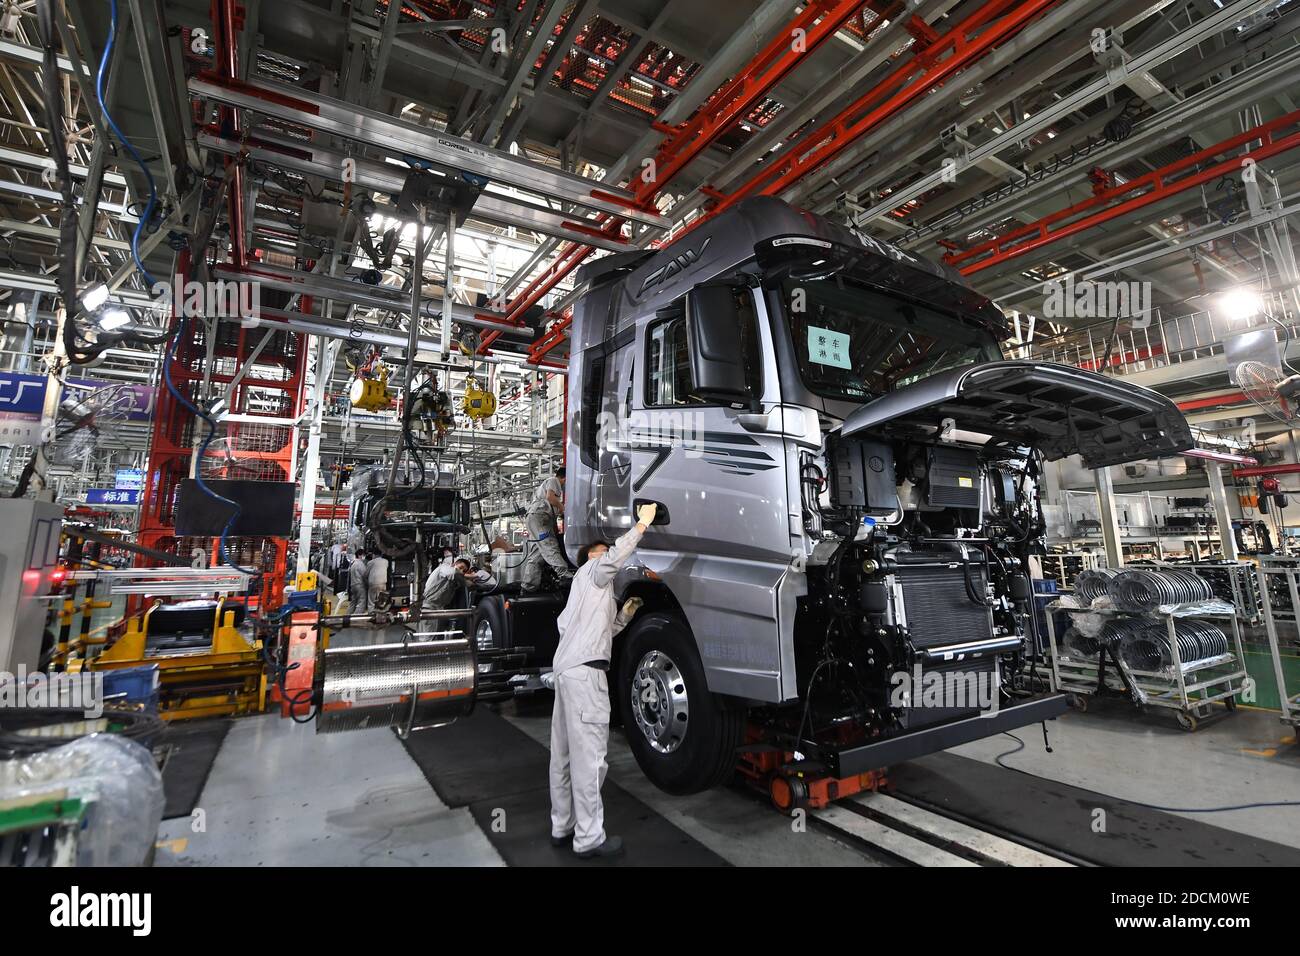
[470,560,497,592]
[422,557,469,610]
[548,501,655,859]
[366,552,391,608]
[348,550,370,614]
[521,467,571,592]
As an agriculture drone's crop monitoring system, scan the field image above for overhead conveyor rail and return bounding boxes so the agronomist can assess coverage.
[196,131,637,254]
[187,75,671,232]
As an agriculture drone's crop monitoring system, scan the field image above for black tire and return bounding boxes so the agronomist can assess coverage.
[616,612,744,795]
[473,596,509,657]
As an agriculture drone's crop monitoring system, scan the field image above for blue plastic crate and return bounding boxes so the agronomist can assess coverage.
[99,665,160,714]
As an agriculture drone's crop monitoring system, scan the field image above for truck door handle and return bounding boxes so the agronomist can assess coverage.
[632,498,670,525]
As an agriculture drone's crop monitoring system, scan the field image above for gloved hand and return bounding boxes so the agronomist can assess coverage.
[636,502,658,527]
[621,596,644,618]
[539,670,556,690]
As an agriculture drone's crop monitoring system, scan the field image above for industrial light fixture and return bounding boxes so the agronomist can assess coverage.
[82,283,110,312]
[97,307,131,331]
[1220,287,1265,321]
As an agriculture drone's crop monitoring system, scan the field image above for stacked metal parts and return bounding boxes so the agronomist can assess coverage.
[1107,619,1231,671]
[1074,567,1120,603]
[1108,568,1215,611]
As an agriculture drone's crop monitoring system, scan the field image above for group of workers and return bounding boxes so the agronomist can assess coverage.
[343,549,390,613]
[333,466,650,860]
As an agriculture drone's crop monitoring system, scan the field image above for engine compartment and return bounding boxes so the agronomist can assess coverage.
[773,423,1045,755]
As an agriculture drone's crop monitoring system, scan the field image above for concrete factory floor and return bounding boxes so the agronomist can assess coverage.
[152,684,1300,866]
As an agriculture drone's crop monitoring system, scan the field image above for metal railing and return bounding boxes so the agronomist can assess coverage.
[1024,290,1299,377]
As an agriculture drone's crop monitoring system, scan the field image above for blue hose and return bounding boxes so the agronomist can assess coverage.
[95,0,158,289]
[98,0,252,574]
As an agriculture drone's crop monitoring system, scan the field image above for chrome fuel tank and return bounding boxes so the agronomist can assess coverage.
[316,638,477,735]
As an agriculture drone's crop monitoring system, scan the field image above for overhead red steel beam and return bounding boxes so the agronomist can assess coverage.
[949,108,1300,274]
[644,0,871,201]
[1234,463,1300,478]
[688,0,1060,228]
[484,0,880,357]
[1176,391,1247,412]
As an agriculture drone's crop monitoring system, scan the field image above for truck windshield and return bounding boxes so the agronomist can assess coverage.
[778,277,1003,401]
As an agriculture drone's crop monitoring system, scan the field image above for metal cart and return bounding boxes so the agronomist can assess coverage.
[1046,602,1247,732]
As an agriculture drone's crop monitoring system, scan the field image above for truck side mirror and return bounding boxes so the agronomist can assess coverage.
[685,285,749,404]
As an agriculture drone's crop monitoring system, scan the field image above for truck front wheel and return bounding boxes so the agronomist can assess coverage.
[616,612,743,794]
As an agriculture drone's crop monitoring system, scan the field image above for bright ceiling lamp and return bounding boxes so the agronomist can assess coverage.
[97,307,131,331]
[1220,287,1265,321]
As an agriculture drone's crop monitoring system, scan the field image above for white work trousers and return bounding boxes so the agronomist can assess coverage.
[522,511,568,590]
[549,666,611,852]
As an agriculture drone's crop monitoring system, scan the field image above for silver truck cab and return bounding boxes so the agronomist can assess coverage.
[559,197,1192,797]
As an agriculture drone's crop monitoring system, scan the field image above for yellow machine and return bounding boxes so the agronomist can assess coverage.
[462,377,497,420]
[350,365,393,411]
[83,598,266,720]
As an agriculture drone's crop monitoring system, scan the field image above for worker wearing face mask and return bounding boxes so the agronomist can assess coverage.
[522,467,571,592]
[547,501,656,859]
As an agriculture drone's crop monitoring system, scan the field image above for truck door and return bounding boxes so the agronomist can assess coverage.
[628,287,787,563]
[570,328,636,545]
[594,331,637,538]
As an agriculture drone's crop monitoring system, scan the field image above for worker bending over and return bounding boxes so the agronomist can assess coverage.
[522,467,571,592]
[366,552,390,609]
[548,501,655,859]
[348,550,370,613]
[423,557,470,610]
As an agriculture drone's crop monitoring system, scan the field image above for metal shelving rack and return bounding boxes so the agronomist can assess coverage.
[1046,603,1247,732]
[1256,565,1300,730]
[1039,552,1103,591]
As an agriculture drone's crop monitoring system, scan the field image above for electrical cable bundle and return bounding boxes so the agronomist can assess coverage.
[1074,566,1119,603]
[1062,625,1117,658]
[1108,567,1215,611]
[0,707,164,757]
[1112,619,1230,671]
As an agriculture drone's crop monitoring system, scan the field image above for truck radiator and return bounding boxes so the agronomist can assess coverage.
[894,560,994,649]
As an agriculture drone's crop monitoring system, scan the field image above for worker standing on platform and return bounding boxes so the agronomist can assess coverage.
[548,501,655,859]
[348,550,369,613]
[522,467,570,592]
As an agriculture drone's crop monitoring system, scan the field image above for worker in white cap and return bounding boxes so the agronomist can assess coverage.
[521,467,571,592]
[548,501,656,859]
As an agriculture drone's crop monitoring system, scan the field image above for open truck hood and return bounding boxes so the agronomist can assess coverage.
[840,361,1194,469]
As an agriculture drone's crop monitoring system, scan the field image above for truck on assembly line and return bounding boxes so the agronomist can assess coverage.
[473,196,1194,808]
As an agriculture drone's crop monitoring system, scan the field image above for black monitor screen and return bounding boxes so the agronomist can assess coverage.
[175,479,296,537]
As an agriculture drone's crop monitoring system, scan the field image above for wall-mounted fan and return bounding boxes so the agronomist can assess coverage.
[1236,360,1300,425]
[48,382,138,465]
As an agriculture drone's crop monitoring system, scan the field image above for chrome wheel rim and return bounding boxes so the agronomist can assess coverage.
[474,618,494,651]
[631,649,689,754]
